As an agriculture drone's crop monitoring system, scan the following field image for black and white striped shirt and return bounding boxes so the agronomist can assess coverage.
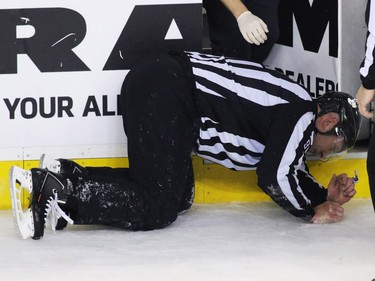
[184,51,328,219]
[360,0,375,89]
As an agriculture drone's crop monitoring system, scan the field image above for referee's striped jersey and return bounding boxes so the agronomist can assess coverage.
[184,51,328,220]
[360,0,375,89]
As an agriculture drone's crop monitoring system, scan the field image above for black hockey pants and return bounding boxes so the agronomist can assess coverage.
[68,54,199,230]
[367,126,375,211]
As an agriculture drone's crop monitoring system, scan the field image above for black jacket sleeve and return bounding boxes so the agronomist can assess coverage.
[257,109,325,221]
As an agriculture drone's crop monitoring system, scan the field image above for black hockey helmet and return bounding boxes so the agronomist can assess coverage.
[316,91,361,152]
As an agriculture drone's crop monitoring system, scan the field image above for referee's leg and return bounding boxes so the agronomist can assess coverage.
[121,55,198,229]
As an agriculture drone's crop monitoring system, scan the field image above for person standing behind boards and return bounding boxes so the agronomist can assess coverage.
[203,0,280,62]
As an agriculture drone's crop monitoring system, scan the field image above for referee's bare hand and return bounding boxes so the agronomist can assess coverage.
[311,201,344,224]
[356,85,375,119]
[327,174,356,205]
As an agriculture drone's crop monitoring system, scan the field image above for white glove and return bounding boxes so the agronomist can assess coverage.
[237,11,268,45]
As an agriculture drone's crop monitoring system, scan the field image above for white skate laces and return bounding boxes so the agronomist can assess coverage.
[45,190,74,233]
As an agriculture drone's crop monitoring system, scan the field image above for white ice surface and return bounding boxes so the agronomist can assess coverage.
[1,200,375,281]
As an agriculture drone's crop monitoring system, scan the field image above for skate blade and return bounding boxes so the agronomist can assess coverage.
[39,154,61,173]
[9,166,34,239]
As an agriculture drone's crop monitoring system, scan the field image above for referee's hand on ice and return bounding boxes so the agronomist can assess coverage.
[311,201,344,224]
[326,173,356,205]
[311,173,357,224]
[237,11,268,45]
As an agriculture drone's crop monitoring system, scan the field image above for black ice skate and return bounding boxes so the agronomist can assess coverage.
[39,154,87,231]
[9,166,73,240]
[39,154,88,177]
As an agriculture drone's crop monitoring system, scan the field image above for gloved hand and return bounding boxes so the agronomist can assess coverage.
[237,11,268,45]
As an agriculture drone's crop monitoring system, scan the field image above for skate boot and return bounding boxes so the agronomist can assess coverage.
[39,154,88,177]
[39,154,87,231]
[9,166,73,240]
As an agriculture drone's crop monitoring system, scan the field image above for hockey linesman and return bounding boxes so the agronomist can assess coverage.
[356,0,375,211]
[10,51,361,240]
